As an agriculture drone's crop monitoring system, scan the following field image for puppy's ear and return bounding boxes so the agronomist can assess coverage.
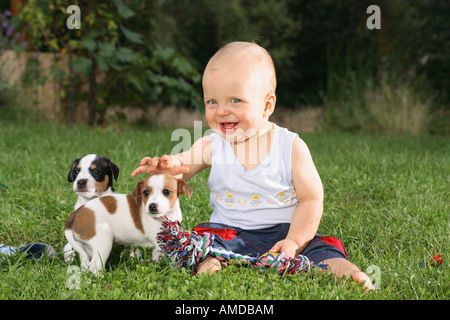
[108,161,120,181]
[177,179,193,200]
[67,159,80,182]
[132,180,144,203]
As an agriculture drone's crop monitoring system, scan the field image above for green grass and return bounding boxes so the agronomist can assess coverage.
[0,118,448,300]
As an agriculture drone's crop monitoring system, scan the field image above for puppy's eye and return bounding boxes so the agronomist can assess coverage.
[93,169,100,175]
[163,189,171,196]
[143,190,150,197]
[72,168,79,175]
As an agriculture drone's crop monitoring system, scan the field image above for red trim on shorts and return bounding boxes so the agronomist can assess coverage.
[193,227,237,240]
[317,236,348,258]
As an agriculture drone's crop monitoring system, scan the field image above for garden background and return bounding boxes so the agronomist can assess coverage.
[0,0,448,301]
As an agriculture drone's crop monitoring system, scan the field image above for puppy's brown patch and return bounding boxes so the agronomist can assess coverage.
[95,175,109,193]
[90,164,97,170]
[65,207,96,240]
[100,196,117,214]
[127,194,144,234]
[164,177,179,208]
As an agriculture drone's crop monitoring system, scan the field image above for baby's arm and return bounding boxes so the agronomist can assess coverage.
[131,135,212,181]
[270,136,324,257]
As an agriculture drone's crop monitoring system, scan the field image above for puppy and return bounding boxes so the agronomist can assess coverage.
[64,172,192,274]
[64,154,119,262]
[68,154,119,210]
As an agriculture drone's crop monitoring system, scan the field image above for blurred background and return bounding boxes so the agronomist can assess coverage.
[0,0,448,135]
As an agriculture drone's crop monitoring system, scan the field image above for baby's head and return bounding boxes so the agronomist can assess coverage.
[202,42,277,142]
[204,42,276,94]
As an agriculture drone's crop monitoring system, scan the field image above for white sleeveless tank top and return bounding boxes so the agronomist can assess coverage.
[207,124,299,229]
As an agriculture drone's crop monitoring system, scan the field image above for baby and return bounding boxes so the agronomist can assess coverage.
[132,41,373,290]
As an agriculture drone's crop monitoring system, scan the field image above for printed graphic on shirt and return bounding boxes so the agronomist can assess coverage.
[213,190,296,207]
[225,190,235,207]
[275,191,292,204]
[250,193,262,206]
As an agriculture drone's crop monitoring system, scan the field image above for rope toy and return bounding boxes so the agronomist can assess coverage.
[157,218,328,276]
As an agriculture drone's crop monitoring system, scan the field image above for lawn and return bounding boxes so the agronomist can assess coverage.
[0,118,448,301]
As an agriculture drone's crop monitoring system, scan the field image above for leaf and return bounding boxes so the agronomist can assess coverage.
[83,29,108,41]
[49,39,60,51]
[160,76,178,87]
[112,0,135,20]
[116,47,136,63]
[127,73,146,93]
[97,42,116,58]
[155,46,174,61]
[176,78,192,92]
[120,25,143,44]
[80,38,96,52]
[49,65,67,81]
[72,56,93,75]
[95,55,109,72]
[172,56,193,76]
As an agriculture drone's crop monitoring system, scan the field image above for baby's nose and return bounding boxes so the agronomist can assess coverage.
[216,103,230,116]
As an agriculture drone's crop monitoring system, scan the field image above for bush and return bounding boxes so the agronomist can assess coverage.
[6,0,448,133]
[365,79,431,135]
[12,0,202,125]
[323,71,434,135]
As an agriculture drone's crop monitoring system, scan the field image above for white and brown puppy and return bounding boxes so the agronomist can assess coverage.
[64,172,192,274]
[64,154,119,262]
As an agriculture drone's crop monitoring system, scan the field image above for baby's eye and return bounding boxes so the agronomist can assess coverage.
[207,99,217,105]
[231,98,241,103]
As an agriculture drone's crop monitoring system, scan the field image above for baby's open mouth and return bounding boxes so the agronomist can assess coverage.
[220,122,239,132]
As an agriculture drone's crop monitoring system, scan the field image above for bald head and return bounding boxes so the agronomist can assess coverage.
[203,42,277,94]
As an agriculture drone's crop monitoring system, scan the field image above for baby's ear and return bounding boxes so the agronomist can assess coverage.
[263,93,276,118]
[177,179,193,200]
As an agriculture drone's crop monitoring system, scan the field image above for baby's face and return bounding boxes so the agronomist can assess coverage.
[203,59,274,143]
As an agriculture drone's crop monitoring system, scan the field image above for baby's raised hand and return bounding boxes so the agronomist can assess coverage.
[130,155,189,177]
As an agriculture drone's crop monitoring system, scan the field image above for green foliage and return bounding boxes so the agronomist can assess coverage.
[155,0,303,107]
[12,0,202,124]
[315,0,449,135]
[4,0,448,133]
[154,0,448,134]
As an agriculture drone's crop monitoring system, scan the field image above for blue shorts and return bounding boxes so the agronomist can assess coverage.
[193,222,348,265]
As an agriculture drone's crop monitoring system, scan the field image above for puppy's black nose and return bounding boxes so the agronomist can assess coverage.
[149,203,158,212]
[77,179,87,188]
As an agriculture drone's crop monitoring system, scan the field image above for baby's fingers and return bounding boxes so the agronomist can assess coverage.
[269,242,282,253]
[130,166,152,177]
[139,157,152,166]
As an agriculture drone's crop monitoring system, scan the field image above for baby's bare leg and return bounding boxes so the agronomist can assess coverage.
[321,258,374,291]
[196,256,222,275]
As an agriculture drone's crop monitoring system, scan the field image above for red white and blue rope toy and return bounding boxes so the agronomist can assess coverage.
[157,218,328,276]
